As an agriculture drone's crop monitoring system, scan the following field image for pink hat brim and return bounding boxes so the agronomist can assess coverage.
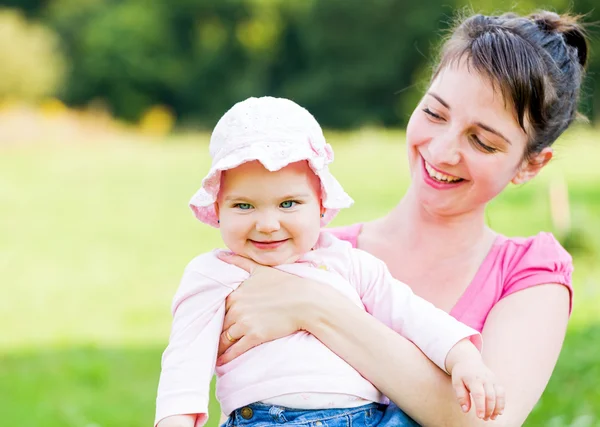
[189,141,353,228]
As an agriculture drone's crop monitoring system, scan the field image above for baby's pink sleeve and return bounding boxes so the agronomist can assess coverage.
[155,255,234,427]
[501,232,573,312]
[348,248,481,373]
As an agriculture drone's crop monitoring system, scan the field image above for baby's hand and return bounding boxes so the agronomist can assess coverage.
[451,359,505,421]
[156,414,196,427]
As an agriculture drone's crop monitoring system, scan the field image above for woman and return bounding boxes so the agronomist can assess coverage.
[216,10,589,427]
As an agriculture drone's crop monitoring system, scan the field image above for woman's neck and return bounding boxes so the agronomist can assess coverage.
[377,191,493,257]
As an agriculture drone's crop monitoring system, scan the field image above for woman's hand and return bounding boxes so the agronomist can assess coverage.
[215,252,326,365]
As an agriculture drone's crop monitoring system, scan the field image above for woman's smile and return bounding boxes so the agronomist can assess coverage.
[420,155,466,190]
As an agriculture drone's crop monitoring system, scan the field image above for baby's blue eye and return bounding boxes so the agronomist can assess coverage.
[236,203,252,210]
[280,200,297,209]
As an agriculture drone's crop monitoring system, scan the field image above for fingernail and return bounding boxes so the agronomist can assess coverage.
[461,405,468,412]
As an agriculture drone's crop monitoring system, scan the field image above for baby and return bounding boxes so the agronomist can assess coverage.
[155,97,504,427]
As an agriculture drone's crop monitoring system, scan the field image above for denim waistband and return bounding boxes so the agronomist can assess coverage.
[230,402,381,426]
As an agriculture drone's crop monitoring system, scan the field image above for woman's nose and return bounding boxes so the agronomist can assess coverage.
[427,132,461,166]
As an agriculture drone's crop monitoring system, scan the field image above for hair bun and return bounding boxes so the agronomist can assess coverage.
[531,11,588,68]
[562,26,588,68]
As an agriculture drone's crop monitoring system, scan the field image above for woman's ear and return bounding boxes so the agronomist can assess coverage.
[512,147,553,185]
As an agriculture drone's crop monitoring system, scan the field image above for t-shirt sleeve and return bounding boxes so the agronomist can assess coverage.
[501,232,574,312]
[155,255,234,427]
[348,247,482,373]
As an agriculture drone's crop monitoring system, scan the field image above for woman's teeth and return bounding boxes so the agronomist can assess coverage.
[425,161,462,183]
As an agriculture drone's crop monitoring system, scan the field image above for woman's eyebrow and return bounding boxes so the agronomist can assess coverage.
[427,92,450,109]
[475,122,512,145]
[428,91,512,145]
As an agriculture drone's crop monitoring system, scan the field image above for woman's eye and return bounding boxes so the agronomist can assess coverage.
[234,203,253,210]
[471,135,497,153]
[422,107,444,121]
[280,200,297,209]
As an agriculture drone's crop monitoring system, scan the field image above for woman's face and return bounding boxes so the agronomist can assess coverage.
[405,61,537,217]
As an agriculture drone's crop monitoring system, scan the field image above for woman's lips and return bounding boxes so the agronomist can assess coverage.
[420,156,465,190]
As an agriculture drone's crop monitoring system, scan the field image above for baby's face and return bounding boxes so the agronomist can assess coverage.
[216,160,323,266]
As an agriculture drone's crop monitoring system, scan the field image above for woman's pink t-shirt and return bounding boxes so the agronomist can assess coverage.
[329,223,574,332]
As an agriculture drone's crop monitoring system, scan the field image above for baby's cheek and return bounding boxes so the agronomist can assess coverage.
[220,228,245,252]
[298,220,321,252]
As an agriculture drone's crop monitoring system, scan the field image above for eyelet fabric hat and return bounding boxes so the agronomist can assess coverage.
[189,96,354,228]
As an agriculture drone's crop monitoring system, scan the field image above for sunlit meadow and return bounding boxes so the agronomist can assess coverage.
[1,127,599,426]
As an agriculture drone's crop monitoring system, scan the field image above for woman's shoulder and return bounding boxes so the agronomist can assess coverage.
[326,223,364,249]
[494,231,573,300]
[496,231,572,266]
[454,232,574,329]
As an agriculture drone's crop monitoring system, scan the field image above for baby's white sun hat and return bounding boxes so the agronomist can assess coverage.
[189,96,354,228]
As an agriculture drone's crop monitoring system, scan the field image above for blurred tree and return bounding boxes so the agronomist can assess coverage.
[44,0,286,126]
[0,0,48,16]
[272,0,453,128]
[46,0,185,121]
[169,0,284,127]
[0,8,66,102]
[4,0,596,128]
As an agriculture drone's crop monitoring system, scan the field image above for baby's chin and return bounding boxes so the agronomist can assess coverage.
[246,252,302,267]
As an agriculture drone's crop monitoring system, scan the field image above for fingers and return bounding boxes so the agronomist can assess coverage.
[491,384,505,420]
[217,252,259,273]
[465,379,486,419]
[224,291,239,316]
[452,378,471,413]
[463,376,503,421]
[217,334,229,357]
[483,380,496,420]
[222,303,237,330]
[216,336,257,366]
[218,324,242,357]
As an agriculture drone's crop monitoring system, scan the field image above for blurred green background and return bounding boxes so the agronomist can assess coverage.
[0,1,599,426]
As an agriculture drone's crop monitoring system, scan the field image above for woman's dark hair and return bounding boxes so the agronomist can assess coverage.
[432,10,589,160]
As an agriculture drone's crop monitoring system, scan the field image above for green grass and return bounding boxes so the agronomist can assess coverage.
[1,127,599,426]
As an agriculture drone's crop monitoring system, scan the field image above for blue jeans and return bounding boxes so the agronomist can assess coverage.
[224,402,420,427]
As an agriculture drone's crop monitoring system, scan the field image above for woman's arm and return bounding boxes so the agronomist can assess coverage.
[216,254,569,427]
[304,283,569,427]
